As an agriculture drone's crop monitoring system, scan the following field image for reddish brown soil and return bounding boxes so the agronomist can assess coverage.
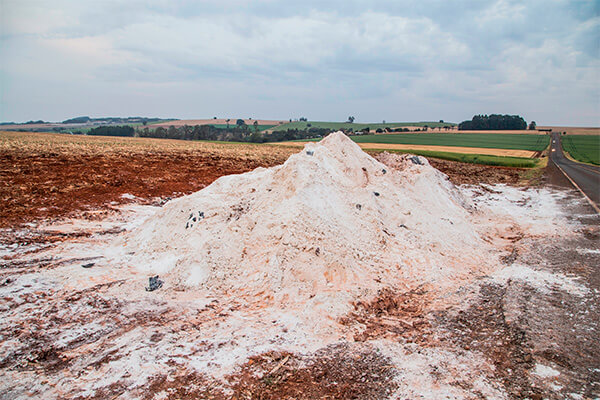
[0,131,528,233]
[340,287,432,344]
[0,140,291,230]
[142,345,397,400]
[426,158,524,185]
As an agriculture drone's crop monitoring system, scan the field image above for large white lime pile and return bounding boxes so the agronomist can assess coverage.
[124,132,492,316]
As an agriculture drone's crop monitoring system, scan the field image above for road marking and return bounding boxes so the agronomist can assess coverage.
[552,158,600,214]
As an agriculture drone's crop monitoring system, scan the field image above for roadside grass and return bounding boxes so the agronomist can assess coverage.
[518,157,549,184]
[561,135,600,165]
[275,121,455,131]
[362,148,540,168]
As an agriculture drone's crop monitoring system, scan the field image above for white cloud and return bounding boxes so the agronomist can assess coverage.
[477,0,526,27]
[0,0,598,124]
[63,11,469,80]
[0,0,70,36]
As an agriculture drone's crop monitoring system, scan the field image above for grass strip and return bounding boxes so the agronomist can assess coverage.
[561,135,600,165]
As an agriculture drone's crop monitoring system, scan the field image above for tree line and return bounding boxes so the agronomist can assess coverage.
[69,124,327,142]
[136,124,329,143]
[87,125,135,137]
[73,124,452,142]
[458,114,527,130]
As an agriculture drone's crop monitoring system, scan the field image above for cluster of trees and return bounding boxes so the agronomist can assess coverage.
[88,125,135,136]
[66,123,327,142]
[137,124,256,142]
[267,128,330,142]
[63,116,92,124]
[133,124,327,143]
[458,114,527,130]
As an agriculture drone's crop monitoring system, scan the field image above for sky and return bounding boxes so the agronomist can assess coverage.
[0,0,598,125]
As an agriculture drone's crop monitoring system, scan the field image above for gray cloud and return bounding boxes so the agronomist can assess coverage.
[0,0,598,124]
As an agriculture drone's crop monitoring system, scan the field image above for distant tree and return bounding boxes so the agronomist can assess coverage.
[382,120,386,124]
[253,120,259,133]
[299,117,308,122]
[347,116,355,123]
[529,121,537,130]
[376,128,383,133]
[236,119,245,126]
[182,125,193,139]
[249,131,263,143]
[226,119,230,129]
[63,116,91,124]
[439,120,444,123]
[167,125,179,139]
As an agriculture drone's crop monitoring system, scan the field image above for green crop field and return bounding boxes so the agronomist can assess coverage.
[352,133,550,151]
[274,121,455,131]
[363,148,540,168]
[299,133,550,151]
[562,135,600,165]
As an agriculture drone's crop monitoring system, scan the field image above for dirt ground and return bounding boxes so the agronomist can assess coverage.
[0,131,296,232]
[426,157,525,185]
[0,131,526,233]
[1,131,597,399]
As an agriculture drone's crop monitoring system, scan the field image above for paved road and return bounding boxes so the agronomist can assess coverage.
[550,132,600,209]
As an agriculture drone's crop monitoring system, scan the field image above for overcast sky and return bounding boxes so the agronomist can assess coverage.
[1,0,598,125]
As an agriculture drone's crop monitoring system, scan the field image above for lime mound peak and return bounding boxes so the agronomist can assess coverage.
[124,131,491,315]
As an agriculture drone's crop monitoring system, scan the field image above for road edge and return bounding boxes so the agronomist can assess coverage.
[552,158,600,214]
